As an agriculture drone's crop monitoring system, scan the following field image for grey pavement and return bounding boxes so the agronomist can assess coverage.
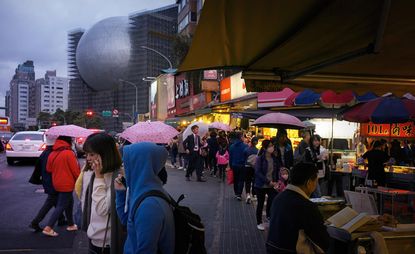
[0,155,267,254]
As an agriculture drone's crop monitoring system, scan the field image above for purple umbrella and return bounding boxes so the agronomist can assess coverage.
[252,112,305,129]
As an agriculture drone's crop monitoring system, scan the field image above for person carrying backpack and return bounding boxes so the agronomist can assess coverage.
[243,137,258,204]
[115,142,207,254]
[114,142,174,254]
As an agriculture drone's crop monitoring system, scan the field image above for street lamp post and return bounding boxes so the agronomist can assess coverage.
[140,46,176,74]
[119,79,139,123]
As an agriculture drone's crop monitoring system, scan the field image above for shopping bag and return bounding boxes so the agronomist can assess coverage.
[226,169,234,185]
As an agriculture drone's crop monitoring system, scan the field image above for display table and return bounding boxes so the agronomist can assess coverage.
[355,187,415,216]
[327,226,415,254]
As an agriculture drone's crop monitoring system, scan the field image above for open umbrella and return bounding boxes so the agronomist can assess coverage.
[45,125,93,138]
[252,112,305,129]
[342,96,415,123]
[183,121,209,139]
[209,122,231,131]
[120,121,179,144]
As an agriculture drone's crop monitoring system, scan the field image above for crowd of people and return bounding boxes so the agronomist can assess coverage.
[28,125,336,253]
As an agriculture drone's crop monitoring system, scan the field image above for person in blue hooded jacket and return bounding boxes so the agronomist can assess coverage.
[114,142,174,254]
[229,132,249,200]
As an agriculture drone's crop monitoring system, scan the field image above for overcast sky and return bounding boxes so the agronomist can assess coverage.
[0,0,174,100]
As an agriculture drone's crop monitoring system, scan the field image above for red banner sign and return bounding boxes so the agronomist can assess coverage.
[360,122,415,138]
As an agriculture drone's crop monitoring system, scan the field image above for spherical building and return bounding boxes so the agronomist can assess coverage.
[76,16,131,91]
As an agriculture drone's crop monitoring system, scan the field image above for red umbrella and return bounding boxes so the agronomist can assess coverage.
[342,96,415,123]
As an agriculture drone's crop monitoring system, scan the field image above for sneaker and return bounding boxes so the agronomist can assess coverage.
[236,196,242,201]
[252,195,257,201]
[178,166,184,170]
[246,194,251,204]
[257,224,265,231]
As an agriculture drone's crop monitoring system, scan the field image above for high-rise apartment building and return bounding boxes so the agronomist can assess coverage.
[177,0,198,36]
[9,61,35,129]
[35,71,69,115]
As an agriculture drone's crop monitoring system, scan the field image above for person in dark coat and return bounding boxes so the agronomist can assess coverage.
[207,131,219,176]
[29,136,66,231]
[229,132,248,200]
[273,129,294,169]
[267,162,329,254]
[362,140,390,186]
[254,140,280,231]
[183,125,205,182]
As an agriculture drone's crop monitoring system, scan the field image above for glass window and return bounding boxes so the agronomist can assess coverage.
[12,133,44,141]
[190,12,197,22]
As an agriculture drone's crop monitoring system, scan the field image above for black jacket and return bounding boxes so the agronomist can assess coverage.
[267,189,329,253]
[183,134,201,154]
[35,146,55,194]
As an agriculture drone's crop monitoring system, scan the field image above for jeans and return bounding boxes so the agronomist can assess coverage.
[245,166,255,195]
[73,193,83,227]
[218,164,227,181]
[311,181,322,198]
[256,188,277,225]
[170,149,178,166]
[32,193,65,225]
[233,166,246,196]
[208,154,218,174]
[47,192,74,227]
[178,153,186,168]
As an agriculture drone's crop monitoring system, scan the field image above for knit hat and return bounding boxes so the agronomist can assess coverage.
[45,136,57,146]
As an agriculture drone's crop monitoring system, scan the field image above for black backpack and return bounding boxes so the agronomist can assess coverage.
[132,190,207,254]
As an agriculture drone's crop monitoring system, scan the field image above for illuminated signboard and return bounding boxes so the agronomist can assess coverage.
[360,122,415,138]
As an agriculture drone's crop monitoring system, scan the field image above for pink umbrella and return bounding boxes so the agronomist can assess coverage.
[46,124,94,138]
[209,122,231,131]
[120,121,179,144]
[252,112,305,129]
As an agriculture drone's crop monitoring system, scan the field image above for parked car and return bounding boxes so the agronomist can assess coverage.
[75,129,105,157]
[5,131,46,165]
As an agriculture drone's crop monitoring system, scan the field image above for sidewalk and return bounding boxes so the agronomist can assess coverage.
[72,165,267,254]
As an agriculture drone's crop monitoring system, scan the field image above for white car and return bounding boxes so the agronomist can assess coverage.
[6,131,46,165]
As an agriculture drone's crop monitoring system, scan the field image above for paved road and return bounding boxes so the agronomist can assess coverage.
[0,155,266,254]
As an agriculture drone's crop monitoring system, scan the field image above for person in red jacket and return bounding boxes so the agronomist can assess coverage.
[42,136,80,237]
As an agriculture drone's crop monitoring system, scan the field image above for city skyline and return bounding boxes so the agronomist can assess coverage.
[0,0,174,96]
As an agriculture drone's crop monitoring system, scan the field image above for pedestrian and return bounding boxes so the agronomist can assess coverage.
[216,144,229,182]
[266,162,329,253]
[42,136,80,237]
[207,131,219,176]
[274,167,289,193]
[217,130,229,149]
[200,135,209,171]
[294,130,313,164]
[114,142,175,254]
[229,132,249,201]
[273,129,294,170]
[29,136,66,232]
[310,134,328,198]
[254,140,280,231]
[177,129,187,170]
[183,125,206,182]
[243,137,259,204]
[79,133,125,254]
[362,140,390,187]
[169,136,179,168]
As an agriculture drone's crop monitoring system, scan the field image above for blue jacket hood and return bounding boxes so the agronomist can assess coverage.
[123,142,169,206]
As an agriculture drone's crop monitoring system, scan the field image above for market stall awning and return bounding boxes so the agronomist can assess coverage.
[294,89,320,106]
[180,0,415,96]
[257,88,294,108]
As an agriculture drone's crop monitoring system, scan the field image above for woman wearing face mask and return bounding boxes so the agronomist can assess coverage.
[254,140,280,231]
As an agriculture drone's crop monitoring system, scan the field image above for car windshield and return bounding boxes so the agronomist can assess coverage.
[12,133,44,141]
